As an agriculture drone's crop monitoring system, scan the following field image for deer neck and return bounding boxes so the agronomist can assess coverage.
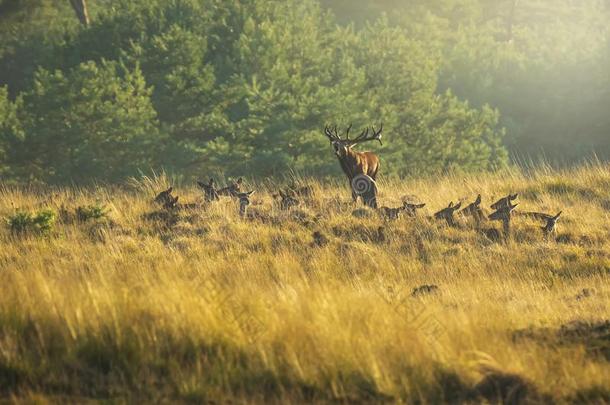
[337,149,362,178]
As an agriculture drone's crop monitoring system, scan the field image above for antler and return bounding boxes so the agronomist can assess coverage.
[324,125,341,142]
[324,123,383,146]
[349,123,383,146]
[345,123,352,140]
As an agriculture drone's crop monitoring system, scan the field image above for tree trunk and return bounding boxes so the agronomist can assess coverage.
[69,0,90,26]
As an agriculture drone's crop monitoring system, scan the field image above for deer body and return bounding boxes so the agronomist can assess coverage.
[337,150,380,184]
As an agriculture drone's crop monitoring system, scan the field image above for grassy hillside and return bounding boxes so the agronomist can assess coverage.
[1,164,609,403]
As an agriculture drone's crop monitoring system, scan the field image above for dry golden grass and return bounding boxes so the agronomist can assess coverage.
[0,164,609,403]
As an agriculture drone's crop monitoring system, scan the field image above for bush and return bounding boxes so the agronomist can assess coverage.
[8,60,162,183]
[76,205,108,222]
[7,209,56,235]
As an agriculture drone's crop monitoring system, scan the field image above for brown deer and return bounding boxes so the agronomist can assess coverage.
[235,191,255,218]
[434,201,462,226]
[460,194,485,226]
[276,190,300,210]
[491,193,518,210]
[541,211,562,236]
[197,178,220,201]
[218,177,244,196]
[519,211,562,237]
[154,188,201,211]
[154,187,174,206]
[323,124,383,206]
[287,180,315,198]
[380,202,426,220]
[489,201,519,238]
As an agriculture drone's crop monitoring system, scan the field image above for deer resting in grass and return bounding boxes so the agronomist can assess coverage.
[155,187,174,207]
[489,201,519,238]
[519,210,563,236]
[460,194,485,227]
[434,201,462,227]
[154,187,200,210]
[324,124,383,208]
[276,189,300,210]
[380,202,426,220]
[218,177,243,196]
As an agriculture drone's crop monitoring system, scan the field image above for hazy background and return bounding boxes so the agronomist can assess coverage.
[1,0,609,183]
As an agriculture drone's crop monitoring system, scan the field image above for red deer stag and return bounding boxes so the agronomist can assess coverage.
[323,124,383,208]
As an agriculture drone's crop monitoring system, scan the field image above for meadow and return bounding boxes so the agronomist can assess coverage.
[0,163,609,404]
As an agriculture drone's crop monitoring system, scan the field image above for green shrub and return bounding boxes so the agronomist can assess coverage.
[7,209,56,235]
[76,205,108,222]
[7,212,32,235]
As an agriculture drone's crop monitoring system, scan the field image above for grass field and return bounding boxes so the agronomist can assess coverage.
[1,164,609,404]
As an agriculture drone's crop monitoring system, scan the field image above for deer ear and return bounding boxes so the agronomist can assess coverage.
[167,187,173,193]
[511,193,518,200]
[448,201,454,208]
[475,194,482,204]
[555,211,562,219]
[237,177,243,184]
[417,203,426,209]
[454,201,462,210]
[247,191,255,196]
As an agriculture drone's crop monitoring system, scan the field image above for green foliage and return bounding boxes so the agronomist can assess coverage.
[6,60,162,182]
[0,86,23,175]
[7,209,56,235]
[76,204,108,222]
[325,0,610,163]
[4,0,607,183]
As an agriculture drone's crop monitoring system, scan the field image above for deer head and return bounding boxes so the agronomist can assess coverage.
[460,194,485,225]
[277,189,300,210]
[197,178,220,201]
[403,202,426,217]
[461,194,482,214]
[324,124,383,158]
[380,201,424,221]
[434,201,462,226]
[542,211,562,235]
[491,193,518,210]
[154,187,174,205]
[489,202,519,222]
